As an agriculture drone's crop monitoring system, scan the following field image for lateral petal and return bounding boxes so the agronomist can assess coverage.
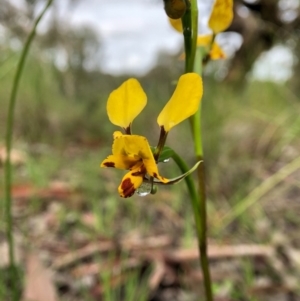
[107,79,147,129]
[157,73,203,132]
[143,159,169,184]
[100,155,138,170]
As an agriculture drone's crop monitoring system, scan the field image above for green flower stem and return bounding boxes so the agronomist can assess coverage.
[182,0,213,300]
[4,0,53,299]
[171,152,201,233]
[203,33,216,66]
[193,46,214,301]
[192,49,203,156]
[181,0,198,73]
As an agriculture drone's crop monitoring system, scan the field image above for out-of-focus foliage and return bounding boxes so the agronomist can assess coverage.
[226,0,300,89]
[1,0,300,143]
[2,0,300,90]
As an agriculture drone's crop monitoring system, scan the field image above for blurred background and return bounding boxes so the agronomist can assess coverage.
[1,0,300,300]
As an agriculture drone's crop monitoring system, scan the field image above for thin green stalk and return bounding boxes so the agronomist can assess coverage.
[4,1,53,299]
[197,165,213,301]
[193,48,203,155]
[193,48,213,301]
[181,0,198,73]
[182,0,213,299]
[171,152,201,233]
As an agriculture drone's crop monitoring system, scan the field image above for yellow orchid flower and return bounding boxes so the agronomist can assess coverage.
[168,18,226,60]
[101,73,203,198]
[208,0,233,34]
[101,131,169,198]
[197,35,226,60]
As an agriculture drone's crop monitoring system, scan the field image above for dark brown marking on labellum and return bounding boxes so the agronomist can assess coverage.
[131,170,143,176]
[104,162,115,167]
[120,178,135,198]
[131,165,146,177]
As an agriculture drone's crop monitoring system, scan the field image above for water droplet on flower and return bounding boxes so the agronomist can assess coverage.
[136,182,152,197]
[163,158,170,163]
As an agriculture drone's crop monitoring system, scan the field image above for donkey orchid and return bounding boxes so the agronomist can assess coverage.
[101,73,203,198]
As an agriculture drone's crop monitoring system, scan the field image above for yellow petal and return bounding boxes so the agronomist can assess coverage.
[118,165,144,198]
[197,35,226,60]
[111,134,169,183]
[112,134,153,160]
[210,43,226,60]
[143,159,169,183]
[208,0,233,33]
[113,131,123,139]
[157,73,203,132]
[112,131,130,156]
[107,79,147,128]
[168,18,183,33]
[197,35,212,47]
[100,155,138,170]
[101,132,140,170]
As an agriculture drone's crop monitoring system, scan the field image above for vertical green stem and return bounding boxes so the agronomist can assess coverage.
[181,0,213,300]
[193,48,213,301]
[4,1,53,299]
[171,152,201,233]
[193,50,203,156]
[181,0,198,73]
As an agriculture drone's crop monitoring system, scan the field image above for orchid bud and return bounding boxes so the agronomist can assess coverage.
[163,0,186,19]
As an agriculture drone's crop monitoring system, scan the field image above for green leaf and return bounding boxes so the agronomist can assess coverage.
[143,161,202,185]
[157,146,175,163]
[150,146,175,163]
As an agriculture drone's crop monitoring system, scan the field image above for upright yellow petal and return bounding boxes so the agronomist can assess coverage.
[157,73,203,132]
[208,0,233,33]
[107,79,147,128]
